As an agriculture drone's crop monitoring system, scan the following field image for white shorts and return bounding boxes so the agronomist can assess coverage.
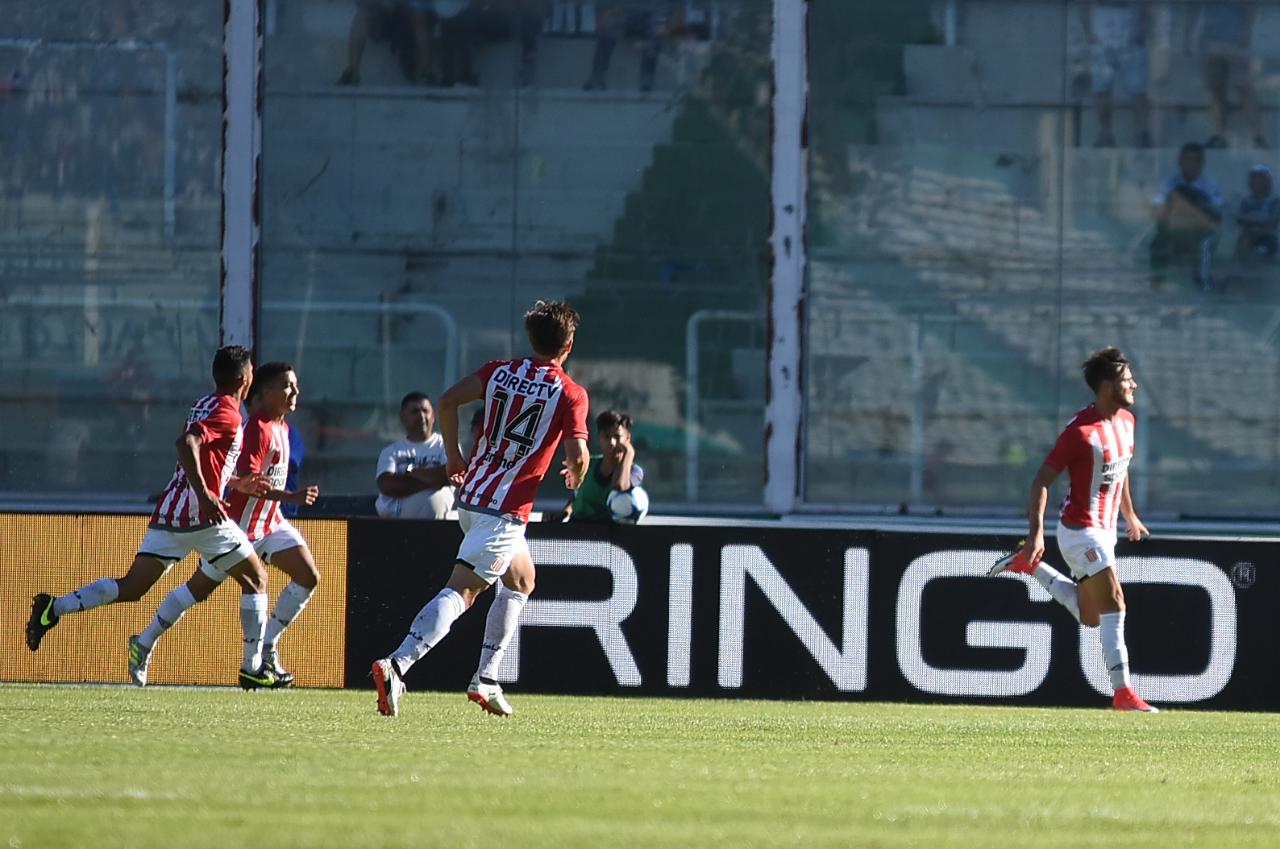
[254,520,307,564]
[196,520,307,575]
[1055,520,1117,581]
[456,508,529,585]
[138,522,257,582]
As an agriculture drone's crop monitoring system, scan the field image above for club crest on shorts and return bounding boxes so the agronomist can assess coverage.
[1085,547,1100,563]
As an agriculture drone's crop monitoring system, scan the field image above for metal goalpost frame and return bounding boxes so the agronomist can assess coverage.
[221,0,263,350]
[765,0,809,514]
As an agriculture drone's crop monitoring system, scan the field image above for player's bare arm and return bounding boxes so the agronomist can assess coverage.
[176,430,227,523]
[439,374,486,480]
[262,483,320,506]
[562,438,590,490]
[1024,463,1060,566]
[228,472,272,496]
[1120,477,1149,541]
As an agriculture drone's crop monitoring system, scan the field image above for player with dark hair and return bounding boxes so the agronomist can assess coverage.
[210,361,321,687]
[558,409,644,523]
[989,346,1156,712]
[374,391,453,520]
[26,345,277,688]
[372,299,590,718]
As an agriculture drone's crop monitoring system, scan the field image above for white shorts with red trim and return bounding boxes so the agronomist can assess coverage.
[1055,520,1117,581]
[456,508,529,585]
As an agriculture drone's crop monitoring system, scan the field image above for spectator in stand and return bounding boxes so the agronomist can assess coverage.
[1150,142,1222,291]
[375,392,455,520]
[338,0,437,86]
[437,0,481,86]
[1234,164,1280,263]
[1188,2,1266,149]
[583,2,673,92]
[509,0,547,87]
[557,409,644,523]
[1081,2,1151,148]
[435,1,545,87]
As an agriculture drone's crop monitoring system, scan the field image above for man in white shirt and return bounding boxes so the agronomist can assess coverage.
[375,392,455,519]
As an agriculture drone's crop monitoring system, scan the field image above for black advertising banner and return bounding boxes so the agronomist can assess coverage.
[345,519,1278,710]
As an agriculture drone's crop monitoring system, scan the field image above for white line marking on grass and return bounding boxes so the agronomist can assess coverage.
[0,785,184,801]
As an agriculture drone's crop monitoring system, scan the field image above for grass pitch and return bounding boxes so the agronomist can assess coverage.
[2,685,1279,849]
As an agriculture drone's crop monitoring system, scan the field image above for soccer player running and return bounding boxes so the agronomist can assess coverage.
[989,346,1157,712]
[26,346,278,688]
[209,361,321,688]
[372,300,590,718]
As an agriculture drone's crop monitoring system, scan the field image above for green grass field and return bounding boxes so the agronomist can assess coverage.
[2,684,1278,849]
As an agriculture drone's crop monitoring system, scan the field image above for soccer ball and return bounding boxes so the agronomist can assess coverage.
[607,486,649,524]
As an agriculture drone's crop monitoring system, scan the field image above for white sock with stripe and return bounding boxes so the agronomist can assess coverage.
[53,578,119,617]
[1031,563,1080,623]
[476,586,529,682]
[137,584,197,649]
[1098,610,1132,691]
[389,587,467,674]
[240,593,269,672]
[264,582,314,649]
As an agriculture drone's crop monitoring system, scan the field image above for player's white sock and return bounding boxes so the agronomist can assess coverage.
[264,581,313,647]
[1098,610,1132,690]
[389,587,466,673]
[137,584,197,649]
[476,586,529,682]
[53,578,119,617]
[240,593,269,672]
[1031,563,1080,623]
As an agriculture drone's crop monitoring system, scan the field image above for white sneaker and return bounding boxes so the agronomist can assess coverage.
[371,659,405,717]
[467,676,513,717]
[128,635,152,687]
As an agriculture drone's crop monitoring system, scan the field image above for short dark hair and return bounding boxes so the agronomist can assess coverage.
[248,361,294,402]
[525,300,580,358]
[211,345,252,388]
[400,391,430,410]
[1180,141,1205,158]
[1083,347,1130,392]
[596,409,633,432]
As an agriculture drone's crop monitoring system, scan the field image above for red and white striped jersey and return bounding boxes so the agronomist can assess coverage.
[225,413,291,540]
[1045,404,1136,531]
[150,393,244,529]
[457,358,590,522]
